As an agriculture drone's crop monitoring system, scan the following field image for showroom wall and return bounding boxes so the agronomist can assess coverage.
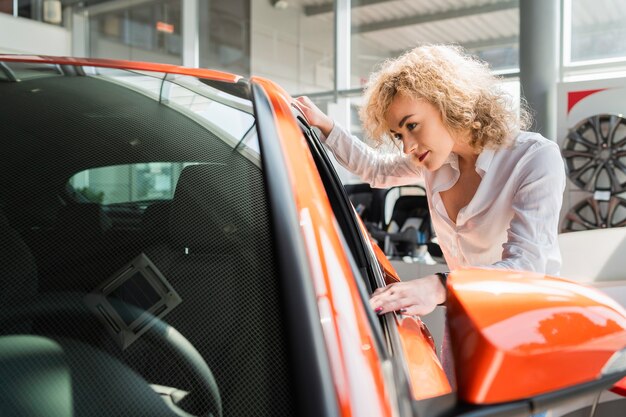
[88,0,184,65]
[250,0,333,94]
[0,12,70,55]
[249,0,389,94]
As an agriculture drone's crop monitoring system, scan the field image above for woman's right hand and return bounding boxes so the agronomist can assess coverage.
[294,96,335,137]
[369,275,446,316]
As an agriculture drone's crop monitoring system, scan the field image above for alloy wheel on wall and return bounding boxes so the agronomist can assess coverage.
[562,114,626,194]
[561,195,626,232]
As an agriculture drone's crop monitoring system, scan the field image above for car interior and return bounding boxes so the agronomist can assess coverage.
[345,184,442,259]
[0,62,296,417]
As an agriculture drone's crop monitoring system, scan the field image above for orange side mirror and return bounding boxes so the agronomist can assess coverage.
[447,269,626,404]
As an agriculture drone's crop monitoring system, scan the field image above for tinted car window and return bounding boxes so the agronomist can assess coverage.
[69,162,199,204]
[0,62,293,417]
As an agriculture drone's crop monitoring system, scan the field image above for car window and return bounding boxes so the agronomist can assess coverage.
[383,185,426,226]
[85,67,259,155]
[294,113,391,349]
[69,162,199,205]
[294,113,385,289]
[0,61,63,82]
[0,61,295,417]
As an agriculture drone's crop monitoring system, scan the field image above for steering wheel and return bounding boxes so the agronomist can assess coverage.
[0,294,222,417]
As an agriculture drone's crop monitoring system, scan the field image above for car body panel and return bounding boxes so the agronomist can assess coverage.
[611,377,626,396]
[395,315,452,399]
[353,210,401,285]
[558,228,626,402]
[0,54,241,82]
[251,76,394,417]
[354,210,452,399]
[447,268,626,404]
[371,242,401,285]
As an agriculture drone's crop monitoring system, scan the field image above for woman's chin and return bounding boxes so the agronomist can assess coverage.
[410,154,441,171]
[424,162,438,172]
[421,158,444,172]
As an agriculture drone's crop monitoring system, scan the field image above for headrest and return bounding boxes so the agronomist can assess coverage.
[141,201,170,242]
[169,164,252,253]
[391,195,429,228]
[56,203,112,235]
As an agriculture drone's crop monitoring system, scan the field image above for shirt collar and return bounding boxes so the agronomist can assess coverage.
[431,153,458,194]
[444,152,458,170]
[475,149,495,177]
[434,149,493,190]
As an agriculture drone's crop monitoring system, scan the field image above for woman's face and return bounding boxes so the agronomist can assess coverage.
[384,94,457,171]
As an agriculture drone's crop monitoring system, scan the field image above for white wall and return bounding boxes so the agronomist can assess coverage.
[0,13,70,55]
[249,1,390,95]
[250,0,334,94]
[91,37,181,65]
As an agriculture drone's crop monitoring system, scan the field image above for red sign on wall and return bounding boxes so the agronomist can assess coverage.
[156,21,174,34]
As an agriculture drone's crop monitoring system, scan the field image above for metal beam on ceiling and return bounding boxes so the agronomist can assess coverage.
[462,35,519,50]
[87,0,156,16]
[59,0,109,7]
[304,0,389,16]
[353,0,519,34]
[389,35,519,57]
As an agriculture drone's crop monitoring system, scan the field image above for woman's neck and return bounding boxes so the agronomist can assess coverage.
[452,133,479,170]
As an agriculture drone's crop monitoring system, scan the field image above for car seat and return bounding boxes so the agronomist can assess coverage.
[0,210,38,333]
[365,185,440,258]
[136,162,294,417]
[31,203,118,293]
[141,201,171,243]
[387,194,432,256]
[367,194,430,257]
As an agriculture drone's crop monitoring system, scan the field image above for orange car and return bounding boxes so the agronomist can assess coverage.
[0,55,625,417]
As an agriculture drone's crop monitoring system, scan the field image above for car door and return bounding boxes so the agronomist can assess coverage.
[251,78,400,417]
[290,109,452,403]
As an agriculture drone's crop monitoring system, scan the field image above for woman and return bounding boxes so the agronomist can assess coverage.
[295,45,566,317]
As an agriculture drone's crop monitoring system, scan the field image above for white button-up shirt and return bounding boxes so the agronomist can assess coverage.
[323,124,566,275]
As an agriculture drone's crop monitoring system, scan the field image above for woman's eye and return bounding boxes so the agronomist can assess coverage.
[407,123,418,131]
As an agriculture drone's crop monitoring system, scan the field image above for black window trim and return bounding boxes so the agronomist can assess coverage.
[294,117,379,289]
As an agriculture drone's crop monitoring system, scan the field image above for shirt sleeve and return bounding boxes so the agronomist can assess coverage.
[321,122,424,188]
[490,141,566,274]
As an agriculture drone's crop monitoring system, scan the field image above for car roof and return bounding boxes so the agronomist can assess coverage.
[0,54,242,83]
[0,56,255,226]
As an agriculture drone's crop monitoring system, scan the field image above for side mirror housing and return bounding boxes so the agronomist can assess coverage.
[447,269,626,405]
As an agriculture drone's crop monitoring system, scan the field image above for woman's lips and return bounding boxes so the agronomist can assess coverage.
[418,151,430,162]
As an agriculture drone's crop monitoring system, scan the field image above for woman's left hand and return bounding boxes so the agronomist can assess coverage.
[369,274,447,316]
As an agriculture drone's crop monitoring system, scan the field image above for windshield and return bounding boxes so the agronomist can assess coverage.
[0,60,294,417]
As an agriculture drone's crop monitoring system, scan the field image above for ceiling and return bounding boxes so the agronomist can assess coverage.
[300,0,520,70]
[298,0,626,70]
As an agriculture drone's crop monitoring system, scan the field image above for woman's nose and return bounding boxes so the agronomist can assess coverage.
[402,138,417,155]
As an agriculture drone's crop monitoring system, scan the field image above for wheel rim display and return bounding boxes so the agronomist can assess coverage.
[561,196,626,232]
[562,114,626,194]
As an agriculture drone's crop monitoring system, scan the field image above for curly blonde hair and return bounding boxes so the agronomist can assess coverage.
[360,44,531,151]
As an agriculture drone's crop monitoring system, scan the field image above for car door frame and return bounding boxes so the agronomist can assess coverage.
[251,83,341,417]
[291,112,426,415]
